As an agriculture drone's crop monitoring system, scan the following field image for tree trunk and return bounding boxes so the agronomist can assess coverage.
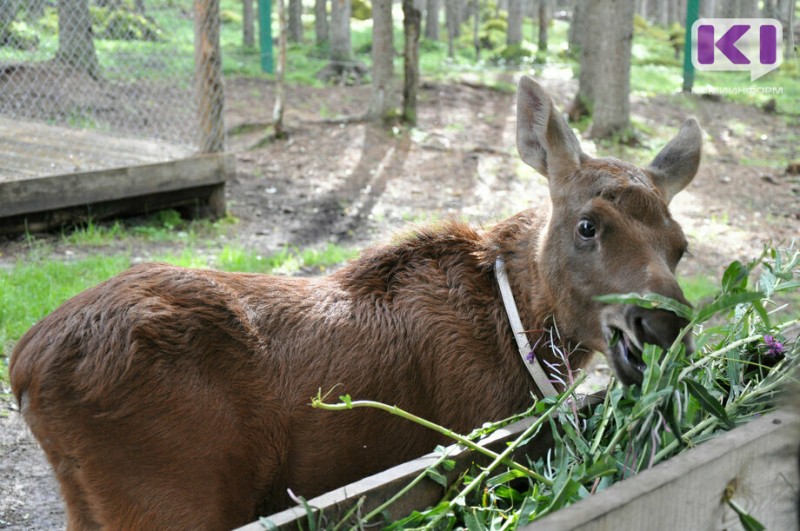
[56,0,100,78]
[243,0,255,47]
[445,0,457,57]
[507,0,522,46]
[762,0,776,18]
[656,0,667,26]
[587,0,635,139]
[330,0,352,62]
[775,0,793,61]
[195,0,225,152]
[288,0,303,42]
[274,0,287,137]
[700,0,715,17]
[636,0,648,20]
[472,0,480,60]
[315,0,329,45]
[367,0,395,120]
[424,0,440,40]
[717,0,736,18]
[667,0,678,26]
[737,0,757,18]
[537,0,549,53]
[568,1,585,56]
[402,0,421,124]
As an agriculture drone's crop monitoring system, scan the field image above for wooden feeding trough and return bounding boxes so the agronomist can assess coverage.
[240,405,799,530]
[0,117,234,235]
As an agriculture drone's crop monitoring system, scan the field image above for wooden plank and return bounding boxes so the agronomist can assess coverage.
[239,395,603,531]
[0,117,192,159]
[0,117,194,181]
[0,183,227,234]
[522,409,800,531]
[0,153,234,218]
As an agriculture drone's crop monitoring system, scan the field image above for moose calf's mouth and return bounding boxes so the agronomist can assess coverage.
[607,327,646,385]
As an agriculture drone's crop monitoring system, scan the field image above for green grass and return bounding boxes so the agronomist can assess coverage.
[57,210,236,247]
[679,273,719,304]
[0,254,132,364]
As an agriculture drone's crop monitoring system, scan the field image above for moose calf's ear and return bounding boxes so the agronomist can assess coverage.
[516,76,583,182]
[647,118,703,203]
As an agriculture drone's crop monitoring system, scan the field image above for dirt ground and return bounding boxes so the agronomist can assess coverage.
[1,73,798,529]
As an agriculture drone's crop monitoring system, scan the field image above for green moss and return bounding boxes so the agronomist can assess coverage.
[351,0,372,21]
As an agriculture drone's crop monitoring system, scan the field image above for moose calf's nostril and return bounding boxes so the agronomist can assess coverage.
[641,309,689,351]
[633,316,645,343]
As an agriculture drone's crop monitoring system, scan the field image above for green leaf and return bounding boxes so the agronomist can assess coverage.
[338,394,352,407]
[640,343,664,396]
[584,456,618,482]
[486,469,526,487]
[727,498,766,531]
[684,379,733,428]
[517,496,538,525]
[441,459,456,472]
[721,260,749,294]
[594,292,693,320]
[694,291,765,324]
[664,392,684,443]
[543,476,582,515]
[630,388,673,419]
[751,299,770,329]
[775,280,800,292]
[464,509,488,531]
[425,467,449,488]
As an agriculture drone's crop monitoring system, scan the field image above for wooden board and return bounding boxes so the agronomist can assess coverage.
[0,117,194,181]
[0,117,234,233]
[247,408,799,531]
[0,153,233,217]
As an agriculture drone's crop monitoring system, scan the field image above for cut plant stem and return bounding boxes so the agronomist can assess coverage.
[312,394,554,485]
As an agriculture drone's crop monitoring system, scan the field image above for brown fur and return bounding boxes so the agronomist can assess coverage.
[9,77,703,529]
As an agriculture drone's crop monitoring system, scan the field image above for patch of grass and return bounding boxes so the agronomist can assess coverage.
[679,273,719,304]
[57,210,234,248]
[62,218,126,246]
[0,254,132,360]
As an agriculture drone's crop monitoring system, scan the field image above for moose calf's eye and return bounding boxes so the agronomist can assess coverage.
[577,219,596,240]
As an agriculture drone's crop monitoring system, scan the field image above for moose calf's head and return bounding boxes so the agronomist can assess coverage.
[516,76,701,385]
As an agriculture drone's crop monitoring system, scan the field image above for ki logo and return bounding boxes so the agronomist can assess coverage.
[691,18,783,81]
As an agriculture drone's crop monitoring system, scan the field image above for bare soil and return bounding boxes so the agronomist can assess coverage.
[1,74,798,529]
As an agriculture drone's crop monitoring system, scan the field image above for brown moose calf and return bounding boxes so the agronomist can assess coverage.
[10,77,701,530]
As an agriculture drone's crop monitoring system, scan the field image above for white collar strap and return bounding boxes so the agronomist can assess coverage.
[495,257,559,398]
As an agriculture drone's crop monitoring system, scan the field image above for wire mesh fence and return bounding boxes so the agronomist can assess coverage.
[0,0,225,150]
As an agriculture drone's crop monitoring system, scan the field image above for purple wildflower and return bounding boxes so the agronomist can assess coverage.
[763,335,785,358]
[526,351,536,364]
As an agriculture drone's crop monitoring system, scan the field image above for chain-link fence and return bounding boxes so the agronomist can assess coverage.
[0,0,224,151]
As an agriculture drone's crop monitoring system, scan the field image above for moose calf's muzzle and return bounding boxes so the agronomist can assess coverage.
[604,304,694,385]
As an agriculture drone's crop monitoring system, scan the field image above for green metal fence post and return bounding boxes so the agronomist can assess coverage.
[682,0,699,93]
